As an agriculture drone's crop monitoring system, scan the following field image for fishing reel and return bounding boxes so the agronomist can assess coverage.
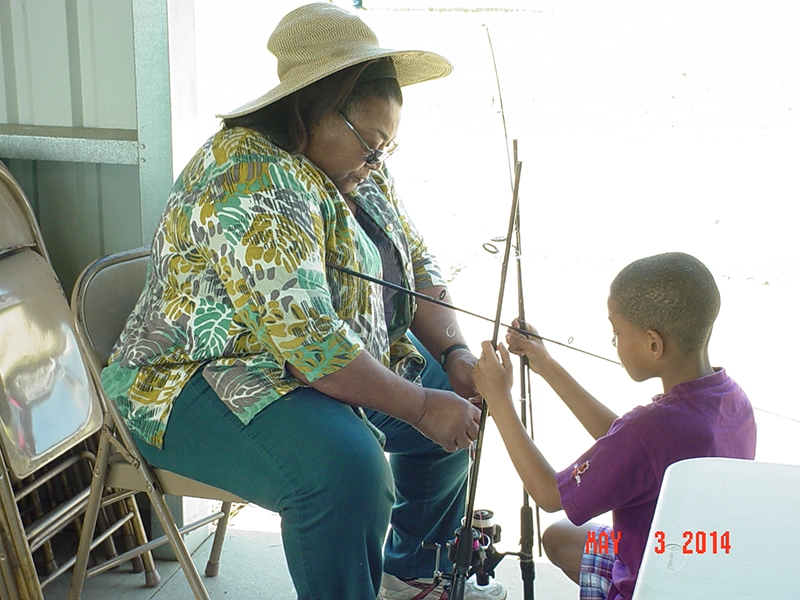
[423,509,506,599]
[449,509,505,587]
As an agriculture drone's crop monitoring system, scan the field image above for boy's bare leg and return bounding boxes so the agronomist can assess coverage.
[542,518,598,584]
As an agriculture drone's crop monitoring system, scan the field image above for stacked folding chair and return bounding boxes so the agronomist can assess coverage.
[1,160,243,600]
[0,160,157,598]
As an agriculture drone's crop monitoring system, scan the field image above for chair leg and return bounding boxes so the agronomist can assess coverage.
[23,484,58,576]
[122,495,160,587]
[204,501,233,577]
[68,417,114,600]
[114,501,144,573]
[0,529,21,600]
[0,455,44,600]
[145,486,211,600]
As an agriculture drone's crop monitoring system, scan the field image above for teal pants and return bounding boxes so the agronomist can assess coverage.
[136,338,468,600]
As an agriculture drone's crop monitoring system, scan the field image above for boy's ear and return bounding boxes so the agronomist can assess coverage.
[646,329,664,359]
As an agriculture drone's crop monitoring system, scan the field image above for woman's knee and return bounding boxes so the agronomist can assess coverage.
[315,435,393,508]
[192,389,395,521]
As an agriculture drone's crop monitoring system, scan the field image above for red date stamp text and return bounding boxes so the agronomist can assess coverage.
[653,530,731,554]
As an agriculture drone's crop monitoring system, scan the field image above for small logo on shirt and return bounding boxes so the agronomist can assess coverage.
[572,460,590,486]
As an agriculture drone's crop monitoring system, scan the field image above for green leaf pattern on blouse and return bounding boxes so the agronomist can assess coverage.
[101,127,445,448]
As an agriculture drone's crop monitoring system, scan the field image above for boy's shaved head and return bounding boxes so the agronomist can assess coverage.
[610,252,720,355]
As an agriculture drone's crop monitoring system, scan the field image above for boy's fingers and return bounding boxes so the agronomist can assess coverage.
[511,317,528,330]
[510,318,537,338]
[497,342,512,366]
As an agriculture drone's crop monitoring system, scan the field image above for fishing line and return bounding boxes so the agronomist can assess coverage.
[328,263,621,366]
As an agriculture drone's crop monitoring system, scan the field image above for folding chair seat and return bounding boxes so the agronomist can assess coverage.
[632,457,800,599]
[69,247,244,600]
[0,161,155,599]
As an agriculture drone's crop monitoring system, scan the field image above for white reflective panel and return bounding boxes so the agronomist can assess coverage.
[0,250,101,478]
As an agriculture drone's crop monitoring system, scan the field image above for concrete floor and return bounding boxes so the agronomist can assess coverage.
[42,503,579,600]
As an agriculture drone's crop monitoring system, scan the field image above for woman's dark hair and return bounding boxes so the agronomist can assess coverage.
[223,58,403,154]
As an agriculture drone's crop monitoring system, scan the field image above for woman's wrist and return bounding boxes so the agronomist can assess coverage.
[439,343,470,371]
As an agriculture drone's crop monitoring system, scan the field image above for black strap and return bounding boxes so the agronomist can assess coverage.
[439,343,470,369]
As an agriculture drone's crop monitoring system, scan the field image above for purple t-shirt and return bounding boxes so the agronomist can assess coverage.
[556,368,756,600]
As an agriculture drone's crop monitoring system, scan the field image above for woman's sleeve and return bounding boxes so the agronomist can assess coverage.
[196,159,363,382]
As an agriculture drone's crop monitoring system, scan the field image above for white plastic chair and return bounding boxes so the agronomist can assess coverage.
[632,456,800,600]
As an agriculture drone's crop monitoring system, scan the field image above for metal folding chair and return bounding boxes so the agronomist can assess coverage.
[0,161,154,599]
[633,457,800,599]
[69,247,243,600]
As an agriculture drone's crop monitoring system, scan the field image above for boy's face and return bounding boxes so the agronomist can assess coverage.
[608,296,657,382]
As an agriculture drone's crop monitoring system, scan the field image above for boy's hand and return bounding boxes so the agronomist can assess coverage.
[474,341,515,416]
[507,318,552,375]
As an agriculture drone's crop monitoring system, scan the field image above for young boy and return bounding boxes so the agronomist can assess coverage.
[473,252,756,600]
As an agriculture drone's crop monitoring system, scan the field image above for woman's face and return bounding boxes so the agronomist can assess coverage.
[304,95,401,196]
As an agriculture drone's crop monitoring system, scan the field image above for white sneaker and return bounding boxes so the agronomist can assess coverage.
[379,573,507,600]
[463,579,507,600]
[379,574,445,600]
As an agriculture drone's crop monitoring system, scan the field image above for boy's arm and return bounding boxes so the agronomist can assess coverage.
[474,342,562,512]
[506,320,617,440]
[534,358,618,440]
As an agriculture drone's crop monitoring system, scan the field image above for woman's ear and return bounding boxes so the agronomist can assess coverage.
[646,329,664,359]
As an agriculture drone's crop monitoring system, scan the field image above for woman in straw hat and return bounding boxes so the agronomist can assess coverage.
[101,4,505,599]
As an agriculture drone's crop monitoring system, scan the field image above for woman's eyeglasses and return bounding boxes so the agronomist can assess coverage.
[338,112,398,166]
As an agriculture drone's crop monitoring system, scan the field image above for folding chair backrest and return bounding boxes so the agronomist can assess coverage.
[72,247,150,366]
[0,173,102,480]
[0,161,110,600]
[70,247,241,599]
[632,457,800,600]
[0,160,48,260]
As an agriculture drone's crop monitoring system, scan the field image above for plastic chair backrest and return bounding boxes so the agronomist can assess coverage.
[632,457,800,600]
[72,247,151,366]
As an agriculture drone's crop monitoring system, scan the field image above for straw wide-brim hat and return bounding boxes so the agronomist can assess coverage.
[217,2,454,120]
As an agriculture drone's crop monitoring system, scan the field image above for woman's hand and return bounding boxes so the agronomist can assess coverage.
[443,348,479,399]
[506,319,553,375]
[414,389,481,453]
[473,341,515,417]
[291,351,481,453]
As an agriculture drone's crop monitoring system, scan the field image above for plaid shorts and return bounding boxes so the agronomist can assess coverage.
[579,524,616,600]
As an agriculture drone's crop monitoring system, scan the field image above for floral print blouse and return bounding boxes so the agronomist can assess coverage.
[101,126,445,448]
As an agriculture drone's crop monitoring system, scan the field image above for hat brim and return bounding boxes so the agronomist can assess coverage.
[216,49,453,120]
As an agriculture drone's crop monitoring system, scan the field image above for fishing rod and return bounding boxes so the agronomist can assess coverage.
[449,158,523,600]
[511,145,539,599]
[328,263,620,366]
[483,16,538,591]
